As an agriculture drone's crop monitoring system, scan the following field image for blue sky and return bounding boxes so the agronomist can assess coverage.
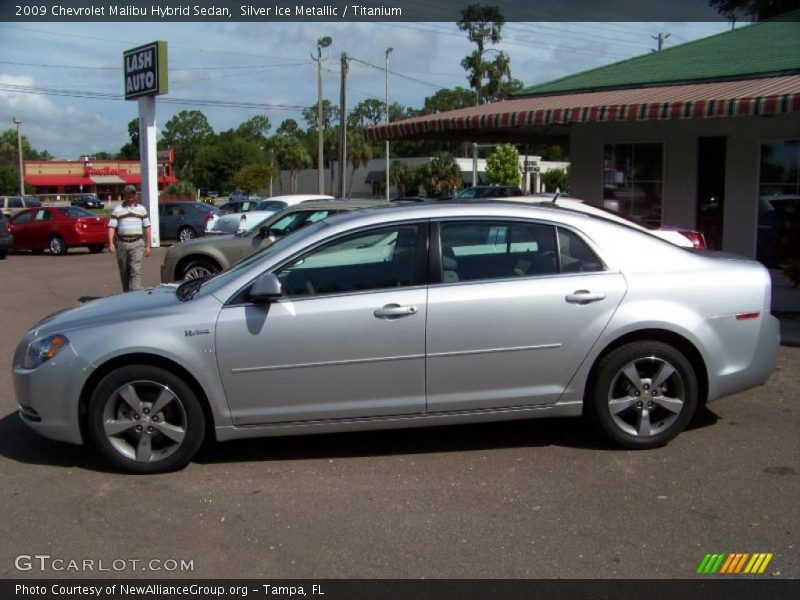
[0,20,732,158]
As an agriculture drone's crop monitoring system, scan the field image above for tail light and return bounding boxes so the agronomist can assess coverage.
[679,230,707,249]
[205,212,214,223]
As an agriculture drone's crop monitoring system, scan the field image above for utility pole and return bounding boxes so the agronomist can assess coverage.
[651,32,671,51]
[12,117,24,195]
[385,47,393,201]
[312,36,332,195]
[338,52,348,198]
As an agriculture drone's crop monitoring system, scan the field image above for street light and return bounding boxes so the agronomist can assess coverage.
[385,47,393,201]
[312,36,333,195]
[12,117,24,195]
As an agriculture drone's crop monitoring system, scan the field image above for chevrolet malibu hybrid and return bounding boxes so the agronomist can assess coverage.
[13,202,779,473]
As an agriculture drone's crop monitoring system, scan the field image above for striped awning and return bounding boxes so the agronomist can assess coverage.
[366,75,800,141]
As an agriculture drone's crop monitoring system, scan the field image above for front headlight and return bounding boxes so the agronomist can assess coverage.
[23,334,70,369]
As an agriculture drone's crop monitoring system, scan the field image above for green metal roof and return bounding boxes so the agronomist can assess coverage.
[516,19,800,97]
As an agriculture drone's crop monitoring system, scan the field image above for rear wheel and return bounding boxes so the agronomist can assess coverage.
[87,365,206,473]
[178,226,197,242]
[589,341,698,449]
[179,258,219,281]
[49,235,67,255]
[88,244,104,254]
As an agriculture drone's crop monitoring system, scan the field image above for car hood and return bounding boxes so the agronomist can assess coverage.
[29,284,194,336]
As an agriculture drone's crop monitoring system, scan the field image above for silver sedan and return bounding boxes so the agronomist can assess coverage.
[13,202,779,473]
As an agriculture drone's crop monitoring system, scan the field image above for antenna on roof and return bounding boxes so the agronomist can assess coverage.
[551,192,560,204]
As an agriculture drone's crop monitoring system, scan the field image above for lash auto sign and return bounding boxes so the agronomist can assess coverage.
[124,41,168,100]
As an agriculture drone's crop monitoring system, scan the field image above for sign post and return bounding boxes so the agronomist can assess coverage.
[123,41,167,248]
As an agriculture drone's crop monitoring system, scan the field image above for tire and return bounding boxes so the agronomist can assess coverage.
[88,244,104,254]
[87,365,206,473]
[179,258,219,281]
[178,226,197,242]
[588,341,698,449]
[49,235,68,255]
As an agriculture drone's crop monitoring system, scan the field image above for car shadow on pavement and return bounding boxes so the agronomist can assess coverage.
[0,406,722,472]
[193,418,609,465]
[0,413,114,473]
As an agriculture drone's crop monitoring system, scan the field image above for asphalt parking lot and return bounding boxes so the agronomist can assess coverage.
[0,247,797,579]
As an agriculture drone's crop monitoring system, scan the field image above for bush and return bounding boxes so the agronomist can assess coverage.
[486,144,521,186]
[540,168,569,193]
[164,181,196,196]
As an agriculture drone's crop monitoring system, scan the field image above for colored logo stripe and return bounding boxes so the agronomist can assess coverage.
[697,553,773,574]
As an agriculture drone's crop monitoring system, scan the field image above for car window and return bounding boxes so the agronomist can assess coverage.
[33,209,52,221]
[11,211,31,224]
[439,221,558,282]
[257,201,288,212]
[25,197,42,207]
[8,198,22,208]
[558,228,605,273]
[59,207,94,218]
[276,224,423,298]
[455,188,476,199]
[270,210,333,236]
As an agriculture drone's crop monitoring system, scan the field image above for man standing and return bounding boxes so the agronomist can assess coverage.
[108,185,152,292]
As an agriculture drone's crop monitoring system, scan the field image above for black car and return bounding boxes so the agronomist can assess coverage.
[70,194,103,209]
[158,201,222,243]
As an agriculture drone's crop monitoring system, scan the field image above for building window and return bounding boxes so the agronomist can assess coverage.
[758,140,800,269]
[602,143,663,227]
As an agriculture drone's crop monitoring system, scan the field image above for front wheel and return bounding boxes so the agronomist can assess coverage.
[87,365,206,473]
[589,341,698,449]
[49,235,67,255]
[178,226,197,242]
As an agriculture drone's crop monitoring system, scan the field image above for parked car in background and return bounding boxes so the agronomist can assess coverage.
[8,206,108,254]
[158,201,222,243]
[207,195,334,234]
[1,195,42,218]
[198,188,219,199]
[453,185,524,200]
[504,194,707,249]
[0,212,12,258]
[15,201,778,473]
[164,199,382,281]
[70,194,103,210]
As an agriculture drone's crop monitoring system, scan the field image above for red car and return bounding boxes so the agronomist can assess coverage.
[7,206,109,255]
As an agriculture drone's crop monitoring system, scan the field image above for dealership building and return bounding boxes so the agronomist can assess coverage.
[367,18,799,282]
[22,149,178,201]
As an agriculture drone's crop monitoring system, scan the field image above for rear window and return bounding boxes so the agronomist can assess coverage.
[59,207,95,218]
[24,197,41,207]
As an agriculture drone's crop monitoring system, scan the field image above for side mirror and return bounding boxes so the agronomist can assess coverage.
[248,272,282,303]
[257,225,269,238]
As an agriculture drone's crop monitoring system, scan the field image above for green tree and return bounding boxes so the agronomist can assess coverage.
[710,0,799,20]
[276,118,301,137]
[457,4,508,104]
[87,151,115,160]
[540,168,570,193]
[418,153,463,198]
[350,98,385,130]
[193,137,264,193]
[161,110,214,182]
[163,181,196,196]
[419,87,475,115]
[232,163,278,195]
[390,160,420,197]
[345,130,373,198]
[235,115,271,142]
[302,100,338,129]
[0,128,36,165]
[0,166,21,194]
[275,136,312,194]
[486,144,520,186]
[118,118,139,159]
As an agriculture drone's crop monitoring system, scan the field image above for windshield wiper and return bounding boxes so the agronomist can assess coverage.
[176,276,211,301]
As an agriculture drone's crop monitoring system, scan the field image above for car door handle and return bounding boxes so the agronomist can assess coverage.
[374,304,419,319]
[565,290,606,304]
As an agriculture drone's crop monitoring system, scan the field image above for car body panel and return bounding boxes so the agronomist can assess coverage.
[158,201,221,240]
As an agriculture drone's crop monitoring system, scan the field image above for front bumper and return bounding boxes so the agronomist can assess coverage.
[13,342,90,445]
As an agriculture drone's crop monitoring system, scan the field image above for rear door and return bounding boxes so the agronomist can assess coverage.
[8,210,33,247]
[425,219,626,412]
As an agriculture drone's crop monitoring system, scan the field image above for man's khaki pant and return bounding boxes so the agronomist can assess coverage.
[116,238,145,292]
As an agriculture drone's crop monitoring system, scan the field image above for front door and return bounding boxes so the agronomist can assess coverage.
[426,220,626,412]
[215,222,429,425]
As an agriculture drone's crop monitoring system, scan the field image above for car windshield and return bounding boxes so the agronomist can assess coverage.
[58,207,95,218]
[195,220,330,299]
